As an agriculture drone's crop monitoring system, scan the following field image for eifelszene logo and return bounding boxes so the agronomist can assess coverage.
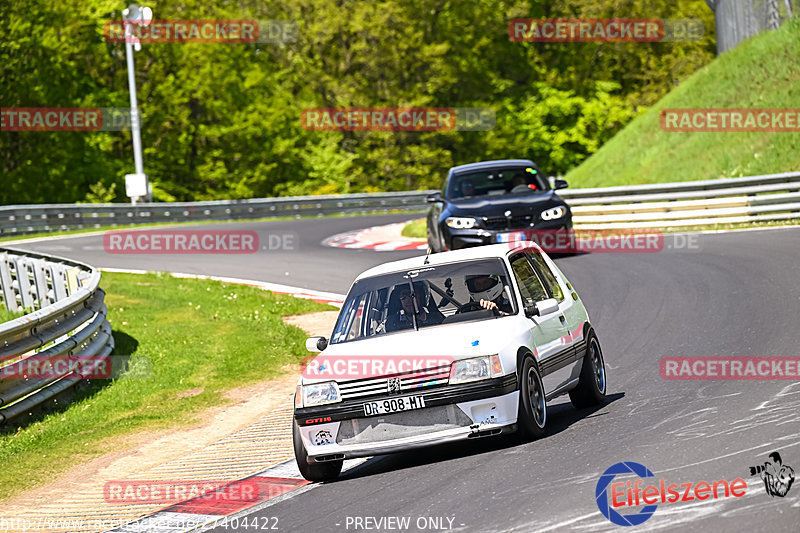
[748,451,795,498]
[595,461,747,526]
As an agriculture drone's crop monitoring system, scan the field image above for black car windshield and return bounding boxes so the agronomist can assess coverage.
[446,166,549,200]
[330,259,517,344]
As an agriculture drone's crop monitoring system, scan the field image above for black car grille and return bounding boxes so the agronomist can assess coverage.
[482,214,535,230]
[337,363,451,401]
[336,404,472,445]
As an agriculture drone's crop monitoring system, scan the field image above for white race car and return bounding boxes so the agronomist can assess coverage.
[293,242,606,481]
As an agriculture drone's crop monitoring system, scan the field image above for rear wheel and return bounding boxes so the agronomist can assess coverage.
[517,356,547,439]
[569,333,607,409]
[293,421,342,482]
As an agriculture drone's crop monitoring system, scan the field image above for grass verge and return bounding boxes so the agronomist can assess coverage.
[0,308,25,323]
[565,19,800,188]
[0,271,332,500]
[401,218,427,239]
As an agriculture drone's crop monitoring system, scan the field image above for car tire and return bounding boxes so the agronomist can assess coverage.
[293,421,343,482]
[517,356,547,439]
[569,332,607,409]
[427,226,444,253]
[427,233,438,253]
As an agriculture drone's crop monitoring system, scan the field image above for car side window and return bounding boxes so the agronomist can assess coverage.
[527,252,564,302]
[509,254,548,306]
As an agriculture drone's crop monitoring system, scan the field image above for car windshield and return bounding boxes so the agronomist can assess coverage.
[446,166,549,200]
[330,259,517,344]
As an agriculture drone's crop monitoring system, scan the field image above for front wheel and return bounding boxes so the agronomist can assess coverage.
[569,332,607,409]
[517,356,547,439]
[293,421,342,482]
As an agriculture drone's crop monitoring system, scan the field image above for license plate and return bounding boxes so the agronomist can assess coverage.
[496,232,527,243]
[363,395,426,416]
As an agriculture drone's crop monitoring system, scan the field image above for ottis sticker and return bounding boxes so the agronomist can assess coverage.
[748,451,795,498]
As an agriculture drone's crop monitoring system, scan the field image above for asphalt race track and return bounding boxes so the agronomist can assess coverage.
[11,216,800,532]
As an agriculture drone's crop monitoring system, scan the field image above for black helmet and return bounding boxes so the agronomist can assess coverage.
[395,281,430,308]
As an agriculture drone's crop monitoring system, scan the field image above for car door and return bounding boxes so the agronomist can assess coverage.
[526,251,584,388]
[508,253,571,397]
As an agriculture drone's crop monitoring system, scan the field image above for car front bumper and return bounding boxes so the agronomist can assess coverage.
[295,374,519,461]
[443,220,573,250]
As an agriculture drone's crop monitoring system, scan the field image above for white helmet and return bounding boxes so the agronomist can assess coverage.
[465,275,503,303]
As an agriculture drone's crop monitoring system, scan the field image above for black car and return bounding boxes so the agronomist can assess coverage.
[426,159,572,251]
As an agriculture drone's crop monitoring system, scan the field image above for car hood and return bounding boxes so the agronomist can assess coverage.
[301,318,521,384]
[446,191,564,215]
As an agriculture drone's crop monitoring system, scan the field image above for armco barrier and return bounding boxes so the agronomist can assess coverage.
[558,171,800,229]
[1,172,799,236]
[0,249,114,423]
[0,191,431,236]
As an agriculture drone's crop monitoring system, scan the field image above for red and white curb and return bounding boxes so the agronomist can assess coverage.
[100,269,345,307]
[323,221,427,251]
[106,458,368,533]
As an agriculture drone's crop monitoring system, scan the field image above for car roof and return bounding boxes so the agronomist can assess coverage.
[450,159,536,174]
[355,242,543,280]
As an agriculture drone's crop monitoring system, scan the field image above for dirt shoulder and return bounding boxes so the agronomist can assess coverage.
[0,310,337,532]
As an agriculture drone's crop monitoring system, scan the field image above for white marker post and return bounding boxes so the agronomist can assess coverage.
[122,4,153,205]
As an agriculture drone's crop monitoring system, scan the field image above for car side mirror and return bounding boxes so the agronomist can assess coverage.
[554,179,569,190]
[305,336,328,352]
[525,298,559,317]
[427,192,444,203]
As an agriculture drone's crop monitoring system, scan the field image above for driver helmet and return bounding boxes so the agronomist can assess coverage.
[465,274,503,303]
[412,280,430,307]
[396,281,431,308]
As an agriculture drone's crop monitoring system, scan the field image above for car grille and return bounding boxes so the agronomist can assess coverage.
[337,363,451,401]
[336,404,472,445]
[482,214,535,230]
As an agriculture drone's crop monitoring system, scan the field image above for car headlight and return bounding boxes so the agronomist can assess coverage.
[445,217,477,229]
[302,381,341,406]
[541,206,566,221]
[450,355,504,384]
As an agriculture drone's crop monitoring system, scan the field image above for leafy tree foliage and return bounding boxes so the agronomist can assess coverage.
[0,0,715,203]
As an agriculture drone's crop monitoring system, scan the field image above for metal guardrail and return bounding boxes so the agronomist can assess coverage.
[0,249,114,423]
[558,171,800,229]
[2,171,799,235]
[0,191,432,236]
